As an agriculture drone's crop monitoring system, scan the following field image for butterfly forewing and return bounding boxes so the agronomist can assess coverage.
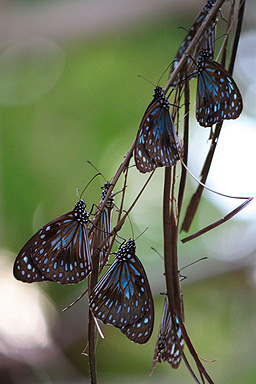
[196,52,243,127]
[13,199,92,284]
[135,87,180,173]
[152,297,184,372]
[89,239,154,344]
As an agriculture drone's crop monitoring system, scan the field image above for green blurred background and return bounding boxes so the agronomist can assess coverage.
[1,0,256,383]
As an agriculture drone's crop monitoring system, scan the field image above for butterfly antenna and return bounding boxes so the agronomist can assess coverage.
[157,60,177,85]
[80,173,101,199]
[151,247,164,260]
[179,257,207,272]
[126,213,134,240]
[134,227,149,242]
[86,160,107,182]
[137,75,156,87]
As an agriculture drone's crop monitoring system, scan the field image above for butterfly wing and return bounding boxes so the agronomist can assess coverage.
[13,244,50,283]
[98,204,113,269]
[152,297,184,372]
[90,183,114,270]
[14,205,92,285]
[90,204,113,270]
[89,240,154,344]
[170,0,217,84]
[196,60,243,127]
[135,96,180,173]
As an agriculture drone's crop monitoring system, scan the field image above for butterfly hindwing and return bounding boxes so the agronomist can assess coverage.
[13,199,92,285]
[152,296,184,372]
[89,239,154,344]
[135,86,180,173]
[196,51,243,127]
[13,244,50,283]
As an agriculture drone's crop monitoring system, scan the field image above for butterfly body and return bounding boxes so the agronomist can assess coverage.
[135,86,180,173]
[152,296,184,372]
[89,239,154,344]
[13,199,92,284]
[196,50,243,127]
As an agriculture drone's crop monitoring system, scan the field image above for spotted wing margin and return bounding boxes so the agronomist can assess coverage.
[89,255,154,344]
[13,245,50,283]
[152,297,184,372]
[196,61,243,127]
[135,100,180,173]
[14,212,92,285]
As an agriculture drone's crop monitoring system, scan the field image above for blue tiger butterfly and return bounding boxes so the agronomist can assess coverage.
[89,239,154,344]
[13,199,92,284]
[152,296,184,372]
[89,181,114,270]
[170,0,217,84]
[196,50,243,127]
[134,86,180,173]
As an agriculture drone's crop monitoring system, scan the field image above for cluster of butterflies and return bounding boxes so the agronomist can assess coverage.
[13,181,156,343]
[13,177,184,367]
[13,0,243,373]
[134,0,243,174]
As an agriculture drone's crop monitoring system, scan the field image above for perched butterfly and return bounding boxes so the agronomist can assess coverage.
[170,0,217,84]
[13,199,92,284]
[89,181,114,270]
[134,86,180,173]
[89,239,154,344]
[152,296,184,372]
[196,50,243,127]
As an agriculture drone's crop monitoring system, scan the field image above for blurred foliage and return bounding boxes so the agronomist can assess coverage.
[1,8,256,384]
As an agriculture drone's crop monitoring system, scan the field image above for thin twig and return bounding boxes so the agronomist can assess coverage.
[181,197,253,243]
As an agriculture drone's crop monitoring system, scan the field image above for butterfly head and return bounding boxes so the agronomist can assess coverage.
[116,239,136,261]
[197,50,210,72]
[153,86,164,99]
[204,0,216,13]
[101,181,114,208]
[73,199,90,224]
[153,86,170,110]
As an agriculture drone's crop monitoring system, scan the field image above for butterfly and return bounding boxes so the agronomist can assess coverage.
[196,50,243,127]
[152,296,184,372]
[170,0,217,84]
[13,199,92,284]
[89,239,154,344]
[134,86,180,173]
[89,181,114,270]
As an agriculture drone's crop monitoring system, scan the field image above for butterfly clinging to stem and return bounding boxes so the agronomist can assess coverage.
[13,198,92,284]
[170,0,217,84]
[152,296,184,372]
[134,86,180,173]
[89,238,154,344]
[196,50,243,127]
